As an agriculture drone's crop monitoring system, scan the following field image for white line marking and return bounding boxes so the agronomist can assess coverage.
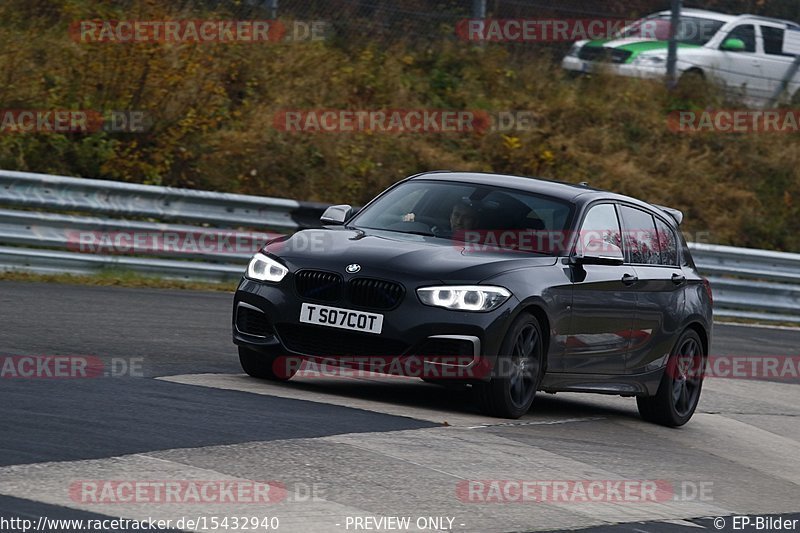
[715,321,800,332]
[462,416,606,429]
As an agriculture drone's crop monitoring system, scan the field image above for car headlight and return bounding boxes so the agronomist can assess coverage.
[417,285,511,312]
[246,252,288,282]
[567,43,581,57]
[633,54,666,66]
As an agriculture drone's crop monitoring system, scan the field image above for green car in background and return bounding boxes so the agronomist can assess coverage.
[561,8,800,106]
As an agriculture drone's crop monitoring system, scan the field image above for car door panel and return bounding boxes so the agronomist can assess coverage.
[564,265,637,373]
[617,206,686,373]
[626,266,685,373]
[561,203,636,374]
[710,24,768,102]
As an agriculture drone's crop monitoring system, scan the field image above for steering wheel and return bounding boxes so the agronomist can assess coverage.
[408,215,454,237]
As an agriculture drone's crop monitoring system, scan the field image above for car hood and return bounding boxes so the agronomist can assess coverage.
[582,38,701,62]
[263,227,558,284]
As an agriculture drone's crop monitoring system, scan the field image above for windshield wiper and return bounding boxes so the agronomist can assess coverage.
[396,229,435,237]
[354,225,436,237]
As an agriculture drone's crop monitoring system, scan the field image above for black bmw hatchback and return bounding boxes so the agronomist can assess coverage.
[233,172,713,426]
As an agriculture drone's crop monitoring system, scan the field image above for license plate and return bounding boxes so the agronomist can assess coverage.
[299,303,383,334]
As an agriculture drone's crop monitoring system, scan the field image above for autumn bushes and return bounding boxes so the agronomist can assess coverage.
[0,1,797,250]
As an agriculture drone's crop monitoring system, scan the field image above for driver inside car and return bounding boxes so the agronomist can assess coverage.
[449,201,478,232]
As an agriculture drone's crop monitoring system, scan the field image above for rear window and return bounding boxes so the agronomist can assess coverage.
[762,26,795,56]
[655,217,679,266]
[618,205,660,265]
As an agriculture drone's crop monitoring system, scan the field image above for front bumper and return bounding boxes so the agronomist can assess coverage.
[232,277,518,381]
[561,56,666,80]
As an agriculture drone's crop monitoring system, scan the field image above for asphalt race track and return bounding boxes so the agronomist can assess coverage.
[1,281,799,532]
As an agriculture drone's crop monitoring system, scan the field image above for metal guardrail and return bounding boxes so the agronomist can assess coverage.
[0,208,275,263]
[1,170,798,323]
[0,170,326,230]
[689,243,800,323]
[0,170,327,283]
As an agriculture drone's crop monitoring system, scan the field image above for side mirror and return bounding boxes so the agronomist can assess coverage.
[573,239,624,266]
[320,204,353,225]
[721,38,746,52]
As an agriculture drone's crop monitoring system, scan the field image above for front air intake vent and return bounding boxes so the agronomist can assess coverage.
[294,270,343,302]
[347,278,404,310]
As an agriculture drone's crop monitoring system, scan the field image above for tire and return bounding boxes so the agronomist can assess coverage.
[474,313,544,419]
[676,69,708,93]
[678,68,704,83]
[238,346,300,381]
[675,69,714,106]
[637,329,705,427]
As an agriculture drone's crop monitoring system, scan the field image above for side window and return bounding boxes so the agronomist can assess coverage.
[654,217,679,266]
[577,204,622,256]
[681,237,693,268]
[618,206,660,265]
[762,26,791,56]
[722,25,756,53]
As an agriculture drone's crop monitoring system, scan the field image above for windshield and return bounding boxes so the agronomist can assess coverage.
[350,180,574,255]
[621,15,725,46]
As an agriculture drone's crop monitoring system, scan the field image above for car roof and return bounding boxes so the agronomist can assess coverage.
[408,171,594,200]
[651,8,799,28]
[408,171,677,222]
[734,14,800,29]
[651,8,739,24]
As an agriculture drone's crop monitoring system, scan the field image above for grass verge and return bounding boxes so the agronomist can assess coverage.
[0,269,238,292]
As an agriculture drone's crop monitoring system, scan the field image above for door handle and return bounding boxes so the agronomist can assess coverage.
[672,273,686,285]
[621,273,638,286]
